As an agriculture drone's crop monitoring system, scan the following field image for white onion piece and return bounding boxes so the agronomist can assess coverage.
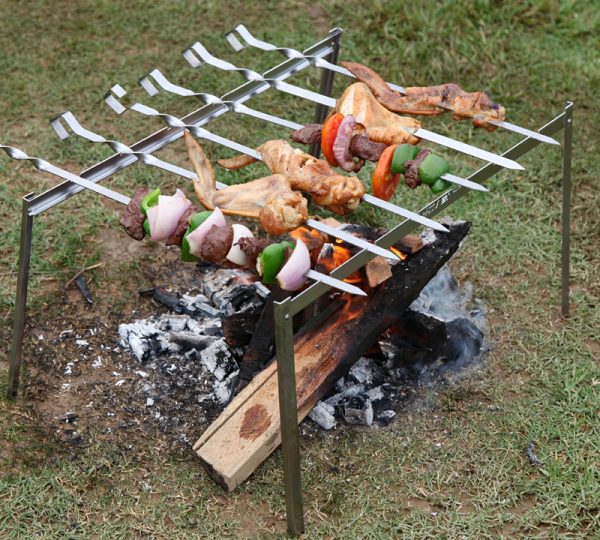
[146,205,160,237]
[186,207,226,257]
[332,115,356,172]
[149,193,192,242]
[276,240,311,291]
[226,224,254,266]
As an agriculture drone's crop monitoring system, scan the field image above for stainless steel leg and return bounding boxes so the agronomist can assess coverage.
[561,102,573,317]
[7,194,35,399]
[309,30,342,157]
[273,298,304,537]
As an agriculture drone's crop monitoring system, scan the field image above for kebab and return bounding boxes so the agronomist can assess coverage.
[47,111,404,260]
[119,185,365,295]
[133,71,488,198]
[292,115,454,200]
[341,62,505,131]
[181,41,524,170]
[223,24,558,145]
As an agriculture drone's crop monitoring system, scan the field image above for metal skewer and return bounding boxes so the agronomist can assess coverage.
[1,141,365,298]
[182,41,525,171]
[140,69,488,193]
[104,85,448,238]
[51,111,395,266]
[226,24,560,146]
[0,144,130,205]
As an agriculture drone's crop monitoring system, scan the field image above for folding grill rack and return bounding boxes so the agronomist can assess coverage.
[3,25,573,536]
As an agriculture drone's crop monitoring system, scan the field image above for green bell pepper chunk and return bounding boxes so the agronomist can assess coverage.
[430,178,451,194]
[181,211,212,262]
[257,241,294,284]
[390,144,419,175]
[418,154,450,185]
[141,188,161,216]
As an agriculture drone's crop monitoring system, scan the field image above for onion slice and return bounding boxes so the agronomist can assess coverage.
[332,115,357,172]
[186,207,226,257]
[226,224,254,266]
[149,190,192,242]
[276,240,311,291]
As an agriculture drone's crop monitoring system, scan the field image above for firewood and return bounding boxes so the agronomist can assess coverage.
[365,256,392,288]
[193,223,470,491]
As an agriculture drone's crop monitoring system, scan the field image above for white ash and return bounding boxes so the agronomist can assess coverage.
[307,266,487,431]
[116,281,270,440]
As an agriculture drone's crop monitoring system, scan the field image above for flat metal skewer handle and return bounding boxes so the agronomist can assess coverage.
[0,144,130,205]
[227,24,560,146]
[182,41,525,170]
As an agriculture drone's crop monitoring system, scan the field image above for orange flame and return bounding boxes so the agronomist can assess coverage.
[390,246,408,260]
[317,243,363,284]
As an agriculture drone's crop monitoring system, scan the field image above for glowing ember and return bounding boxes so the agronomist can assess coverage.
[390,247,408,261]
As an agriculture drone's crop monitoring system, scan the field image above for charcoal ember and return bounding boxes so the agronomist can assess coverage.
[308,401,336,430]
[219,285,264,315]
[200,339,239,382]
[338,395,374,426]
[168,333,219,353]
[347,357,374,385]
[365,385,385,403]
[324,384,365,407]
[119,321,169,361]
[214,370,239,405]
[378,410,396,425]
[194,302,220,318]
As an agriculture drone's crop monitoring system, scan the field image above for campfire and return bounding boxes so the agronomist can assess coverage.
[97,220,479,490]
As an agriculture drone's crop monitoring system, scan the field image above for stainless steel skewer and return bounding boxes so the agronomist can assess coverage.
[1,141,364,297]
[140,69,488,193]
[0,144,131,205]
[226,24,560,146]
[104,85,449,237]
[182,41,525,170]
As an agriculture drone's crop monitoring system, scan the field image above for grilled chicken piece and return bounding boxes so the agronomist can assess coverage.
[342,61,505,131]
[185,131,308,235]
[219,140,365,215]
[335,83,422,145]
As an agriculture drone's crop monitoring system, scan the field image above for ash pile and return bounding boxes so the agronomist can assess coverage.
[307,267,488,431]
[118,266,269,441]
[118,263,487,439]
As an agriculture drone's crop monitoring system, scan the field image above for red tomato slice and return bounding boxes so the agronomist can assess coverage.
[372,144,400,201]
[321,113,344,166]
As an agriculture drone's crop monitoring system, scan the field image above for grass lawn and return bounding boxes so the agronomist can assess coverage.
[1,0,598,538]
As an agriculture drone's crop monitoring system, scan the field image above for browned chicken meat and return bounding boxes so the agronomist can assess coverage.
[185,131,308,235]
[335,83,422,145]
[342,61,506,131]
[218,140,365,216]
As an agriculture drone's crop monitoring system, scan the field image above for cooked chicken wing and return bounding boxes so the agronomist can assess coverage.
[218,140,365,215]
[342,61,505,131]
[185,131,308,235]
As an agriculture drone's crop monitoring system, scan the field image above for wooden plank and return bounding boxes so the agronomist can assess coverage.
[194,223,470,490]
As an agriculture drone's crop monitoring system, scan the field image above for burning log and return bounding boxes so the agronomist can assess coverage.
[193,222,470,490]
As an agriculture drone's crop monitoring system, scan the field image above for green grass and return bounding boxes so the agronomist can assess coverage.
[1,0,599,538]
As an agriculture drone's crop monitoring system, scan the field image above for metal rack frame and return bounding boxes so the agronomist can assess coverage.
[3,26,572,538]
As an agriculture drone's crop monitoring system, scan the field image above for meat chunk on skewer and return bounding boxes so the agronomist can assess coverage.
[342,61,506,131]
[335,83,422,145]
[218,140,366,215]
[185,131,308,235]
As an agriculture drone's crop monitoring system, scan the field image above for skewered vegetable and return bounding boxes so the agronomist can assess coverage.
[372,144,401,201]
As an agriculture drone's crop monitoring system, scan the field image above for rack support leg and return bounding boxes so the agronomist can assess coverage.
[309,29,342,158]
[561,102,573,317]
[7,194,35,399]
[274,299,304,537]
